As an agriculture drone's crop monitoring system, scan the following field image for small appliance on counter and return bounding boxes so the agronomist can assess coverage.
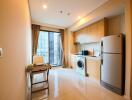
[88,48,94,56]
[82,50,89,55]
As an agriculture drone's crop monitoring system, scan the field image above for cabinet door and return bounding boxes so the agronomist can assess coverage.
[97,19,106,40]
[71,56,76,69]
[87,60,101,80]
[74,18,107,43]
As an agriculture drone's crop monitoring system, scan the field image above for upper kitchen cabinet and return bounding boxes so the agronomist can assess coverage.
[74,18,107,44]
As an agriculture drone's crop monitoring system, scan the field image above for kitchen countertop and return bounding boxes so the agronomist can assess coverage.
[71,54,101,60]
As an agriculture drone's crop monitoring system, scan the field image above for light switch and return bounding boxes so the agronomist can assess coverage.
[0,48,3,57]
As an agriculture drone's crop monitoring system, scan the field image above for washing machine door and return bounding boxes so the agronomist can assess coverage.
[77,59,84,69]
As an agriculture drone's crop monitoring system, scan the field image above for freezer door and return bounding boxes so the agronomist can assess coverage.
[101,53,122,89]
[102,35,122,53]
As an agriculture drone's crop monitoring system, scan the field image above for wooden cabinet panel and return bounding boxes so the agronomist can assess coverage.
[71,55,76,69]
[86,60,101,80]
[74,18,107,43]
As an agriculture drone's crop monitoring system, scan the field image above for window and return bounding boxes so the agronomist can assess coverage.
[37,31,62,66]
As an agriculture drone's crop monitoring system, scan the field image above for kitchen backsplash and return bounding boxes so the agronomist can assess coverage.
[77,42,101,56]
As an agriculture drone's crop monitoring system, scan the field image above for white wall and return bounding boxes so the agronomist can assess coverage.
[78,42,101,55]
[0,0,32,100]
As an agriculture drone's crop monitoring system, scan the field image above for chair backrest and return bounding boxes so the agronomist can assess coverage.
[33,55,44,65]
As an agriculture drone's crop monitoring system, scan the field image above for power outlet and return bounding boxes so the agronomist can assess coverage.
[0,48,3,57]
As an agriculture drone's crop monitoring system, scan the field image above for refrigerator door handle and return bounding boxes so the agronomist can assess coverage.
[101,41,103,46]
[101,56,103,65]
[101,40,103,65]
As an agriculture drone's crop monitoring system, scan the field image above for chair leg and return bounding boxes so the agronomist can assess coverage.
[44,70,49,95]
[30,73,33,100]
[47,81,49,95]
[47,70,49,81]
[47,70,49,95]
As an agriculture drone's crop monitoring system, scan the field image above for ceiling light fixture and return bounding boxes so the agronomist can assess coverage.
[67,13,70,16]
[43,5,47,9]
[59,10,63,14]
[78,16,81,19]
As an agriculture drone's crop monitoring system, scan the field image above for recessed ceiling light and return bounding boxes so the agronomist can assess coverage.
[59,10,63,14]
[43,5,47,9]
[78,16,81,19]
[67,13,70,16]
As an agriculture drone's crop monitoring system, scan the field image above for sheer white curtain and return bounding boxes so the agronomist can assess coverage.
[58,34,63,66]
[59,29,65,67]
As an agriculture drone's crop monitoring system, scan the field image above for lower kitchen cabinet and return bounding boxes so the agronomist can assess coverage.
[71,55,76,69]
[86,59,101,80]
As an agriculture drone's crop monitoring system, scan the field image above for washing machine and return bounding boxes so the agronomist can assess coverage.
[75,56,87,76]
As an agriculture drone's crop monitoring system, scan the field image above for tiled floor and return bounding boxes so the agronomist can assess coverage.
[32,68,127,100]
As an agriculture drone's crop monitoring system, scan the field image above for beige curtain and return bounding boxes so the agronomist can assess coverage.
[60,29,65,67]
[32,24,40,56]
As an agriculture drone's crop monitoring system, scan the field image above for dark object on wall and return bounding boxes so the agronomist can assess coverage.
[82,50,89,55]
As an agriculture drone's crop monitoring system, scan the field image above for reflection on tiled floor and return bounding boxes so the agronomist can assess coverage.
[32,68,127,100]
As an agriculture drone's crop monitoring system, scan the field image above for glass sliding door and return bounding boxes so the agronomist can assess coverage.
[37,31,62,66]
[50,32,62,66]
[49,32,54,65]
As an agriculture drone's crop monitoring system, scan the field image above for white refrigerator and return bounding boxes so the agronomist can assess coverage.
[101,34,125,95]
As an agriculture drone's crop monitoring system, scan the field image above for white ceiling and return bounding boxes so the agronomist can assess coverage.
[29,0,109,28]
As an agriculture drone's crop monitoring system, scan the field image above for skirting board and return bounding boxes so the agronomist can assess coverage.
[100,80,124,95]
[124,95,131,100]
